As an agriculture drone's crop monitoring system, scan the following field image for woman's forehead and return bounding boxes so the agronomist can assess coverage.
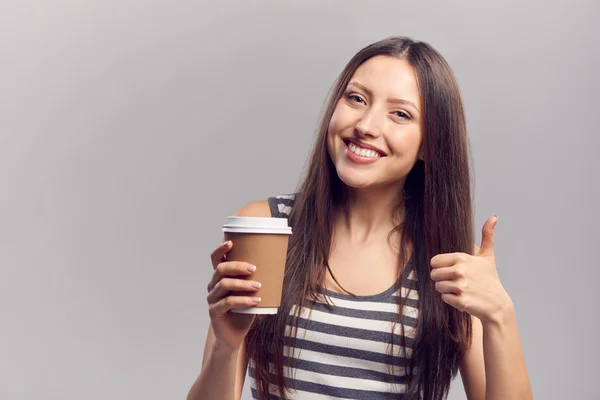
[349,55,420,104]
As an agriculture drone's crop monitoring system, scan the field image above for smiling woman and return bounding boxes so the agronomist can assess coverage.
[188,36,532,400]
[327,56,423,188]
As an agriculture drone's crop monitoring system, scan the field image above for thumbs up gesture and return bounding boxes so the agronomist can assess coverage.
[430,216,513,324]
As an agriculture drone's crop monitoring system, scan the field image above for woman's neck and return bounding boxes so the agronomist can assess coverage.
[335,184,405,244]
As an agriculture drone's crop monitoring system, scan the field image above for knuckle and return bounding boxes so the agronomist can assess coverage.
[460,261,470,273]
[208,305,217,317]
[216,263,226,274]
[219,278,232,289]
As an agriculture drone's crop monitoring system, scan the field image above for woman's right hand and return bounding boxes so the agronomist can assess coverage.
[206,240,262,352]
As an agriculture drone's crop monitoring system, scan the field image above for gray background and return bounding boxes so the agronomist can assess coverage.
[1,1,598,399]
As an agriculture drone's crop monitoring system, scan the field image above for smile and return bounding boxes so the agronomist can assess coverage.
[342,139,386,165]
[347,142,380,158]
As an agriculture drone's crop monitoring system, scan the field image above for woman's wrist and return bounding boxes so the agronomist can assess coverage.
[211,339,241,359]
[481,297,516,330]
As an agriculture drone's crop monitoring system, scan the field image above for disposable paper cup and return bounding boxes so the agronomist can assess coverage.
[222,216,292,314]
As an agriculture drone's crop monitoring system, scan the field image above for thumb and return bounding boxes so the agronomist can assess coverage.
[478,215,498,256]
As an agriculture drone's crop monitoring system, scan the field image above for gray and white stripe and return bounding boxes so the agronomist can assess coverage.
[249,196,420,399]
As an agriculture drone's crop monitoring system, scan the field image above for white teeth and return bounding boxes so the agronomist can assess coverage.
[348,142,380,158]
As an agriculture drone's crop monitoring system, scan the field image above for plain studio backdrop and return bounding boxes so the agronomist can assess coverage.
[1,1,599,399]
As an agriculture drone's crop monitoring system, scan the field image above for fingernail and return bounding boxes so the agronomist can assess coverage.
[223,240,231,247]
[246,264,256,272]
[252,297,261,303]
[251,282,262,289]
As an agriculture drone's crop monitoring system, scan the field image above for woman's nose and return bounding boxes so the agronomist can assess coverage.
[355,110,383,139]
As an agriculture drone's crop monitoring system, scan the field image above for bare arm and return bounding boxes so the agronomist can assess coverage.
[481,305,533,400]
[187,326,248,400]
[460,242,532,400]
[460,303,533,400]
[187,200,271,400]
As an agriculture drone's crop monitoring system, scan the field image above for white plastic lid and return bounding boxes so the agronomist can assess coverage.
[230,307,278,315]
[222,216,292,235]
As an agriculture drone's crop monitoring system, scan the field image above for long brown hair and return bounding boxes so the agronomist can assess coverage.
[246,36,474,400]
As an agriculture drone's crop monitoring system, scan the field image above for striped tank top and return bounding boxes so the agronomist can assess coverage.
[249,194,420,399]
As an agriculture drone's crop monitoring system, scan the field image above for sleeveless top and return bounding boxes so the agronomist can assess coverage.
[249,194,420,400]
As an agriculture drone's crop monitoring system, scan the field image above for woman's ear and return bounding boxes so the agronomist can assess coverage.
[417,144,425,161]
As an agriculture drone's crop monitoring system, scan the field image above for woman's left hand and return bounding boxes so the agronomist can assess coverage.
[430,216,513,325]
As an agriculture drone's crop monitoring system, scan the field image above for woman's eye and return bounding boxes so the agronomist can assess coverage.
[347,93,365,104]
[394,110,411,120]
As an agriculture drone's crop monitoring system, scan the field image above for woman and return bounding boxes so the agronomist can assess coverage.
[188,36,532,400]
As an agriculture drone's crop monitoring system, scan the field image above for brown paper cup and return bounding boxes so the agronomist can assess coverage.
[222,216,292,314]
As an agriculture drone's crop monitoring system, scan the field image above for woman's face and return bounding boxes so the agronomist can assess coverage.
[327,55,423,190]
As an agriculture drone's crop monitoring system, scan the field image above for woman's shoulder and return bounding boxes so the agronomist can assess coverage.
[233,194,296,219]
[233,200,271,218]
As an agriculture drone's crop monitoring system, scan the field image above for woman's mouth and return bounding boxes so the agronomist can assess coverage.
[343,139,385,164]
[347,141,380,158]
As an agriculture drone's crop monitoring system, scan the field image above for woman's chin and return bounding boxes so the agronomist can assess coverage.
[337,172,376,190]
[336,167,402,192]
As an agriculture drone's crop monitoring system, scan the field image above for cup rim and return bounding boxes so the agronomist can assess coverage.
[222,216,292,234]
